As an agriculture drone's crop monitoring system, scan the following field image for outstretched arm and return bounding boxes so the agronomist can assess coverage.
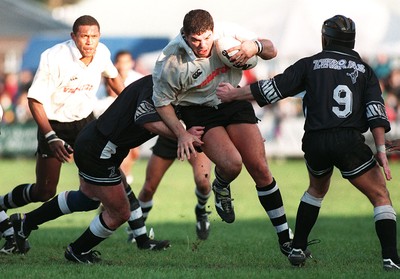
[155,104,203,160]
[216,82,254,103]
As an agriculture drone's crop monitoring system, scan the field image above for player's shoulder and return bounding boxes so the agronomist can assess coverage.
[96,42,111,54]
[44,40,71,55]
[155,40,188,78]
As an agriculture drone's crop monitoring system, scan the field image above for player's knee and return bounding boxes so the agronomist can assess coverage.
[140,184,156,199]
[220,160,242,178]
[370,188,392,207]
[34,188,57,202]
[65,190,100,212]
[194,177,211,192]
[107,206,130,226]
[121,208,131,222]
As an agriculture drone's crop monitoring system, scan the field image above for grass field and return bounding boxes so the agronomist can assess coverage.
[0,157,400,278]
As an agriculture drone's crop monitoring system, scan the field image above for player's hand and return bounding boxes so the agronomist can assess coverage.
[217,82,236,103]
[385,139,400,152]
[48,139,73,163]
[187,126,205,139]
[227,38,257,65]
[375,151,392,181]
[176,130,204,161]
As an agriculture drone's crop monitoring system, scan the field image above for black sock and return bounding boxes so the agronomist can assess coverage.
[70,214,112,254]
[1,183,34,209]
[376,219,400,262]
[256,178,290,245]
[25,195,63,232]
[292,201,320,250]
[213,168,231,189]
[125,186,149,246]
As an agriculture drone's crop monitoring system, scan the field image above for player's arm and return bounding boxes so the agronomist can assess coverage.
[155,104,202,160]
[372,126,391,181]
[28,98,72,162]
[217,82,253,103]
[143,121,204,143]
[105,75,125,95]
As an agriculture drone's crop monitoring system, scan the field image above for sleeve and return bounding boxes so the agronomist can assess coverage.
[250,59,307,107]
[99,44,118,79]
[27,50,58,105]
[135,98,162,126]
[152,58,182,107]
[365,68,391,133]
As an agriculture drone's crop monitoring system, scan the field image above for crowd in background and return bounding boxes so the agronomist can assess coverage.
[1,53,400,140]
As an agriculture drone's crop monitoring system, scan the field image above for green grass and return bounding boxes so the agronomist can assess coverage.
[0,157,400,278]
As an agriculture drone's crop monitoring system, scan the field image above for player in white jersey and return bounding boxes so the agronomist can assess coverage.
[152,9,295,256]
[0,15,125,254]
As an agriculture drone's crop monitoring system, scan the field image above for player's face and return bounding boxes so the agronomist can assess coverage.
[186,30,214,58]
[115,54,134,74]
[71,25,100,59]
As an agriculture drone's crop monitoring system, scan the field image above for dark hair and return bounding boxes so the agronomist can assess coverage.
[183,9,214,36]
[114,50,134,62]
[72,15,100,34]
[322,15,355,49]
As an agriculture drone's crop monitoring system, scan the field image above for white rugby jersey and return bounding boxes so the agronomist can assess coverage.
[28,40,118,122]
[152,23,256,107]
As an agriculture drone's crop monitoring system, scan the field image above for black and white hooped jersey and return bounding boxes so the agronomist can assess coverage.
[250,45,390,133]
[96,75,161,148]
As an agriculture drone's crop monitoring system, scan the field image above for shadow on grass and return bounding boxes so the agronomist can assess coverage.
[0,215,396,279]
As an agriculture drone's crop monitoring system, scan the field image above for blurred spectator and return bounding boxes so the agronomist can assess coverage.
[0,70,34,124]
[371,53,392,80]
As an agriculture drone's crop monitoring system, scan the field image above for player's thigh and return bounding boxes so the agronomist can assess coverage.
[226,123,265,165]
[202,126,242,177]
[226,123,272,183]
[349,165,391,206]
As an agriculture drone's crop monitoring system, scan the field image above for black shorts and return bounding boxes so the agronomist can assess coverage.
[302,128,376,179]
[73,121,130,186]
[152,136,178,160]
[37,114,95,158]
[177,100,258,133]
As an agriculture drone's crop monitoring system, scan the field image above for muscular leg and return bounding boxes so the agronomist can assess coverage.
[226,123,272,185]
[0,156,62,254]
[69,179,130,254]
[0,156,61,210]
[349,165,399,263]
[292,171,331,250]
[225,123,291,246]
[138,154,174,220]
[189,151,212,197]
[201,126,242,182]
[201,127,242,223]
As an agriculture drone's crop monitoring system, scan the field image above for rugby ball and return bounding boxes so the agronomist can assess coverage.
[215,37,258,70]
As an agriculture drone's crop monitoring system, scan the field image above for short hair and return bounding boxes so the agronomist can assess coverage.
[183,9,214,36]
[72,15,100,34]
[114,50,133,61]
